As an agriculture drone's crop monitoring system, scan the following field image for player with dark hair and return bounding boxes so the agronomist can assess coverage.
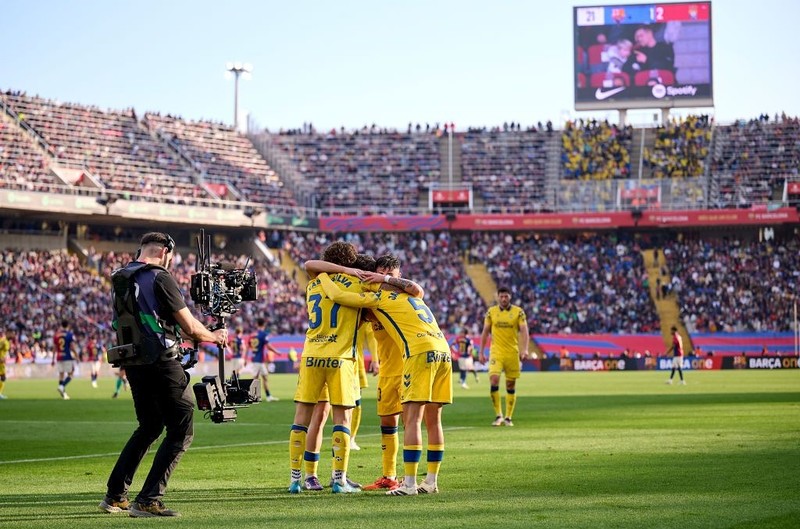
[53,319,78,399]
[665,326,686,385]
[288,240,363,494]
[316,268,451,496]
[451,327,479,389]
[250,318,280,402]
[479,287,529,427]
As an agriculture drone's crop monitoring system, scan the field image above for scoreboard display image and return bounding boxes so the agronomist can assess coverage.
[574,2,712,110]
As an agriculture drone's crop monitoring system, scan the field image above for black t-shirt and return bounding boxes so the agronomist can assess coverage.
[153,270,187,334]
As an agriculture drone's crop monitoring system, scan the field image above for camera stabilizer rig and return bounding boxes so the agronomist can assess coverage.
[189,230,261,423]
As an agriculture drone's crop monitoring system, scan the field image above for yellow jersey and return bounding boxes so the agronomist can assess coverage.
[318,273,450,358]
[372,318,403,377]
[0,336,9,362]
[484,305,527,356]
[303,272,364,359]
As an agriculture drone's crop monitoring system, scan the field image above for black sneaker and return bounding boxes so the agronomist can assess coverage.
[129,500,181,517]
[98,497,130,513]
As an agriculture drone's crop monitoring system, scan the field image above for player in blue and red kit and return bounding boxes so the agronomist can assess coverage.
[87,336,106,388]
[52,320,78,399]
[250,318,280,402]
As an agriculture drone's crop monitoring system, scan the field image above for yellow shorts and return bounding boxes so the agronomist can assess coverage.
[294,356,358,407]
[315,359,361,403]
[376,374,402,416]
[488,354,521,379]
[401,351,452,405]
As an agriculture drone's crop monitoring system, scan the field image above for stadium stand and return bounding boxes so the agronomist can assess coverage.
[269,130,440,214]
[459,129,550,213]
[0,92,207,201]
[144,113,296,207]
[561,119,633,180]
[471,231,660,334]
[644,114,712,179]
[663,236,800,333]
[709,114,800,208]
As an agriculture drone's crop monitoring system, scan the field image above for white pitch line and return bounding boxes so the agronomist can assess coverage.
[0,426,474,465]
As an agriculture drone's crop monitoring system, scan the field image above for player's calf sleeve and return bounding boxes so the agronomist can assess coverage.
[115,377,124,392]
[331,425,351,480]
[304,451,320,477]
[402,445,422,484]
[505,389,517,419]
[381,425,399,478]
[426,444,444,480]
[490,385,501,416]
[289,425,308,481]
[63,376,72,387]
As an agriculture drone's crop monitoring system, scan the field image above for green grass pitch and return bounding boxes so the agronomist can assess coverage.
[1,370,798,528]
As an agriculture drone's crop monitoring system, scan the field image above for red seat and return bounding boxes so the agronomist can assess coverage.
[588,44,606,65]
[577,72,586,88]
[590,72,630,88]
[634,69,675,86]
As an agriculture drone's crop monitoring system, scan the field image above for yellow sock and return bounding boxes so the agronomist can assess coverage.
[490,386,502,417]
[381,425,399,478]
[351,402,362,440]
[505,390,517,419]
[304,451,320,477]
[0,380,5,394]
[289,425,308,481]
[403,444,423,484]
[331,425,351,481]
[426,444,444,480]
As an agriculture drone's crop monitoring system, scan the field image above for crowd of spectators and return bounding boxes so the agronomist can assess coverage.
[283,231,487,334]
[145,113,296,207]
[470,231,659,334]
[0,247,305,363]
[710,114,800,208]
[459,130,550,213]
[662,235,799,332]
[1,92,206,202]
[644,114,712,179]
[0,117,54,190]
[271,131,440,214]
[561,119,633,180]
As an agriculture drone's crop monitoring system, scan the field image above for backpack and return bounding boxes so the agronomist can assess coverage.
[108,262,174,366]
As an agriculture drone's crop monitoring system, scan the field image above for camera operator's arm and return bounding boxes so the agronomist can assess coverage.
[173,308,227,346]
[304,259,369,280]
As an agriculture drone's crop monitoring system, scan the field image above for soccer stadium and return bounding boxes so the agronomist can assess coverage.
[1,1,799,528]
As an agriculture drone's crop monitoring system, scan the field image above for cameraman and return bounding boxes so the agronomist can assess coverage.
[99,232,227,518]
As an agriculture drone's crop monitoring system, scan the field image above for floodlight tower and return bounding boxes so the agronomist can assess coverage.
[225,62,252,131]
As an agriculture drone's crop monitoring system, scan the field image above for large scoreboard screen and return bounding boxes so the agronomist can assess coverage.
[574,2,712,110]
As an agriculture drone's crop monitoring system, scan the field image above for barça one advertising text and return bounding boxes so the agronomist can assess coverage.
[574,2,713,110]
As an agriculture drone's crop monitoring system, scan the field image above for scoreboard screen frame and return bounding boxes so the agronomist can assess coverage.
[573,2,713,110]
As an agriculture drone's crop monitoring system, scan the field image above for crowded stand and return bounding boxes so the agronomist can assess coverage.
[0,116,55,189]
[144,113,295,207]
[0,92,207,201]
[459,129,550,213]
[471,231,659,334]
[662,236,799,333]
[644,114,712,179]
[709,114,800,208]
[561,119,633,180]
[0,247,305,363]
[283,230,487,334]
[270,130,440,214]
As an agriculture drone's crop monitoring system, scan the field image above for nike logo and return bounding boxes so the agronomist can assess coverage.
[595,86,626,100]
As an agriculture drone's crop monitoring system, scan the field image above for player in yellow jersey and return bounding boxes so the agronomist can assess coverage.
[0,328,10,399]
[361,254,422,492]
[300,254,422,492]
[478,286,530,427]
[317,268,451,496]
[288,241,364,495]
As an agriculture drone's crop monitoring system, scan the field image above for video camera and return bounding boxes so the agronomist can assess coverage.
[188,230,261,423]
